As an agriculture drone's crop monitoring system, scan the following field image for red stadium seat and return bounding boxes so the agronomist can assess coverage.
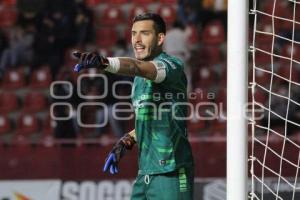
[254,43,273,68]
[101,7,124,26]
[261,1,291,19]
[255,23,273,44]
[186,24,200,44]
[3,0,16,6]
[96,28,118,47]
[254,68,272,87]
[107,0,127,4]
[258,16,283,34]
[261,1,293,32]
[281,43,300,62]
[194,67,218,88]
[0,92,19,114]
[157,5,176,26]
[215,88,226,105]
[39,115,56,147]
[125,28,132,44]
[85,0,102,7]
[198,46,223,65]
[278,44,300,83]
[22,92,48,113]
[160,0,176,4]
[2,69,26,90]
[202,20,225,45]
[15,113,39,135]
[210,118,226,132]
[29,66,52,89]
[55,66,79,83]
[0,115,11,134]
[42,115,56,136]
[188,118,206,134]
[132,0,153,4]
[277,60,300,83]
[253,89,268,105]
[128,5,148,22]
[0,7,17,27]
[296,14,300,31]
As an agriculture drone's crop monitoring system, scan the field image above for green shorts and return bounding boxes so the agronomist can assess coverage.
[131,167,194,200]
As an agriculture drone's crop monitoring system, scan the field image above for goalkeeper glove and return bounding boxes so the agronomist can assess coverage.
[103,133,136,174]
[72,51,109,72]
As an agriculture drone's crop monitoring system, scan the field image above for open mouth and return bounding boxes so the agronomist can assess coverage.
[135,45,145,54]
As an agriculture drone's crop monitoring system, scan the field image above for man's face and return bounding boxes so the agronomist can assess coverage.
[131,20,159,60]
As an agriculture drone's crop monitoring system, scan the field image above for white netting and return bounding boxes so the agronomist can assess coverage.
[250,0,300,199]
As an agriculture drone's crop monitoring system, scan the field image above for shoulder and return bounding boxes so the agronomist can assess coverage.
[154,52,184,69]
[151,52,186,85]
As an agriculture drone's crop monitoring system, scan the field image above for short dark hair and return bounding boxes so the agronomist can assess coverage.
[133,13,166,34]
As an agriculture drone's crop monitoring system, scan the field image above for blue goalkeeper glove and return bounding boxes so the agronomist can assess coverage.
[103,133,136,174]
[72,51,109,72]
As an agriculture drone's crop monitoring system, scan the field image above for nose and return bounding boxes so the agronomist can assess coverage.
[132,33,141,44]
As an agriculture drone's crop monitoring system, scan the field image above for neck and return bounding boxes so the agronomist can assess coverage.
[144,48,163,61]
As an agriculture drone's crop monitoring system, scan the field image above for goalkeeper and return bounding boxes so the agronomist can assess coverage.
[73,13,194,200]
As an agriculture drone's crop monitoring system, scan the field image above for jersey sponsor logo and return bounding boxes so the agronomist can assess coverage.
[159,160,166,166]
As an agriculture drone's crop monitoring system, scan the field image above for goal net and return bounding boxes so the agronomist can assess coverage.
[250,0,300,199]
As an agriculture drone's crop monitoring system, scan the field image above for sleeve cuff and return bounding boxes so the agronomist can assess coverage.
[151,60,166,83]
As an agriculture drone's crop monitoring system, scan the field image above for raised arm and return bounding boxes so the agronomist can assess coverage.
[117,57,156,80]
[72,52,165,82]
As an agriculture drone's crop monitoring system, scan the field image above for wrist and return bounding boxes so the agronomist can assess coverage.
[120,133,136,150]
[104,57,120,73]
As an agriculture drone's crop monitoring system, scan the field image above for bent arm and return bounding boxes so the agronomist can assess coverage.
[116,57,157,80]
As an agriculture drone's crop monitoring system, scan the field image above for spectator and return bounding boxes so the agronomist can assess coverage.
[0,29,8,63]
[94,72,125,139]
[52,68,82,139]
[17,10,40,31]
[177,0,199,26]
[17,0,46,14]
[200,0,227,31]
[72,1,94,47]
[112,39,130,57]
[0,25,34,71]
[0,29,8,77]
[164,20,192,92]
[33,9,72,76]
[164,21,190,65]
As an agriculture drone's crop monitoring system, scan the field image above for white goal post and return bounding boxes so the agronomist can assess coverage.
[228,0,300,199]
[227,0,249,200]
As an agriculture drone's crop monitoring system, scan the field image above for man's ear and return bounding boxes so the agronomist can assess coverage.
[157,33,165,46]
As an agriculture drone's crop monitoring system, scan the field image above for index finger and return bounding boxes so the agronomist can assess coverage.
[72,51,82,59]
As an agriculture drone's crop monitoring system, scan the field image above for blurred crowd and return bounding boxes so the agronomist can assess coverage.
[0,0,94,76]
[13,0,300,144]
[0,0,227,144]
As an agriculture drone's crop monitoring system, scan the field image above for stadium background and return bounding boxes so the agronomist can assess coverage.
[0,0,299,199]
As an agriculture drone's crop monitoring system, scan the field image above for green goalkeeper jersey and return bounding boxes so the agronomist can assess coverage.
[132,52,194,175]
